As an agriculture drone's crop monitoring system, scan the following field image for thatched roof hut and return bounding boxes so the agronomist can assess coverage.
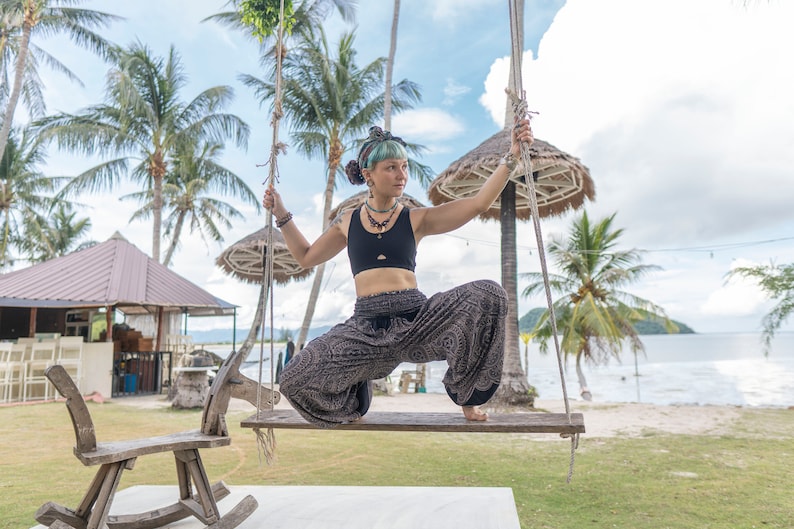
[428,128,594,219]
[216,227,312,285]
[328,191,426,221]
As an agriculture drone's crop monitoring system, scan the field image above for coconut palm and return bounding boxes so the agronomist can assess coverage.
[521,211,675,400]
[383,0,400,130]
[34,41,249,262]
[0,125,60,267]
[240,24,425,350]
[0,0,119,160]
[18,201,93,262]
[122,139,260,268]
[206,0,356,48]
[729,262,794,356]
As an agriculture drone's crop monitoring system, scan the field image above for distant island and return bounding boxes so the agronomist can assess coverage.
[186,310,694,346]
[518,308,695,335]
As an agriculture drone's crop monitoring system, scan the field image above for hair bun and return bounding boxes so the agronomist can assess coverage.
[345,159,364,185]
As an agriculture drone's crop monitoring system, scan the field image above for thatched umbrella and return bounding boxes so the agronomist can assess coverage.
[329,191,426,221]
[216,226,312,358]
[429,128,594,220]
[216,227,312,285]
[428,126,594,406]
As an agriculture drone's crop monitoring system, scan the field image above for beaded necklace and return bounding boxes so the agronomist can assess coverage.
[364,199,398,214]
[365,205,399,238]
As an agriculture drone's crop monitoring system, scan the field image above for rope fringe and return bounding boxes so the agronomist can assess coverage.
[254,426,277,466]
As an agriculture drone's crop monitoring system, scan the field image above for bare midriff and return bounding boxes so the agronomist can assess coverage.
[353,267,418,297]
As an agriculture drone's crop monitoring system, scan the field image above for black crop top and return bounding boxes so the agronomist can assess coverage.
[347,206,417,276]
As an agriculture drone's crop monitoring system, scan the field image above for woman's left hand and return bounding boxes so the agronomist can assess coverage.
[510,118,534,156]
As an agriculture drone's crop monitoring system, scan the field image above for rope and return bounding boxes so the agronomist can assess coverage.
[507,0,578,483]
[253,0,288,466]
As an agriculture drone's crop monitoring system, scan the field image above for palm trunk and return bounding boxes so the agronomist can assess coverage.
[161,211,186,267]
[383,0,400,130]
[152,174,163,262]
[575,352,592,401]
[0,7,32,161]
[295,161,337,349]
[494,181,533,406]
[238,281,269,359]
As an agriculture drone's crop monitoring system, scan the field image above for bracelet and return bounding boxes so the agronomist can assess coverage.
[275,212,293,228]
[499,152,517,172]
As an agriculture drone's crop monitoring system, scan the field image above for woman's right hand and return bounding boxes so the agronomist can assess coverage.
[263,185,287,218]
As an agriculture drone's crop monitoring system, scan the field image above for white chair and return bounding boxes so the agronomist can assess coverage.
[23,342,56,401]
[0,343,13,402]
[3,343,28,403]
[56,336,84,393]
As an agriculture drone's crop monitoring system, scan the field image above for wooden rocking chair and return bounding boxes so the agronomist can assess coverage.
[36,347,278,529]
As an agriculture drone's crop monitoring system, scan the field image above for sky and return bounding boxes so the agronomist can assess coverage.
[22,0,794,336]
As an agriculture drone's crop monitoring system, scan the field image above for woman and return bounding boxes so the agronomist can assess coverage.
[264,118,534,427]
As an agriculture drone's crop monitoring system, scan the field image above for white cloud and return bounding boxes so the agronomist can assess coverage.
[442,77,471,106]
[392,108,465,141]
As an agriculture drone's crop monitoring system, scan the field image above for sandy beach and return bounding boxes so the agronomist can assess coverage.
[117,389,746,439]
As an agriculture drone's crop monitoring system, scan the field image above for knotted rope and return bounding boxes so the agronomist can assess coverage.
[507,0,579,483]
[253,0,288,466]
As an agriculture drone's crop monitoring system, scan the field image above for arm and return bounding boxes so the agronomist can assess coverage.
[263,185,348,268]
[414,118,533,238]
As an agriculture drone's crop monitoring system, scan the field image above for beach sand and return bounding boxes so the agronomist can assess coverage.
[116,389,744,439]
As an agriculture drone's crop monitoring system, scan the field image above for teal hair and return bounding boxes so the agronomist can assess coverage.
[363,140,408,169]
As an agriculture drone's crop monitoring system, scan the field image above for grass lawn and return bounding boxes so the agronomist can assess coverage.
[1,401,792,528]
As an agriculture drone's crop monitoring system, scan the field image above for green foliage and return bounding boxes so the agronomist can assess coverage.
[730,262,794,354]
[238,0,295,41]
[3,402,794,529]
[519,308,694,335]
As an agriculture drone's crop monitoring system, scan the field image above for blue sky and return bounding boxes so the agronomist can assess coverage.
[28,0,794,336]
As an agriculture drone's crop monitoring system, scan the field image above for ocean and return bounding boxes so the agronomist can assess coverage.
[222,332,794,408]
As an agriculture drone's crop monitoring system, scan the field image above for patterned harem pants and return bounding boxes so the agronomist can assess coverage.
[279,279,507,427]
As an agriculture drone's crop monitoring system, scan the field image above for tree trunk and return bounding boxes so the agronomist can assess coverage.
[383,0,400,130]
[0,2,33,162]
[576,352,592,401]
[238,280,270,360]
[494,181,534,406]
[162,211,186,267]
[296,160,338,348]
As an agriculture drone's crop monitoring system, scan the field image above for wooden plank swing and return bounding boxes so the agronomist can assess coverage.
[241,0,584,455]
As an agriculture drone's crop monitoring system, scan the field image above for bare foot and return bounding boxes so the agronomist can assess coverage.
[462,405,488,421]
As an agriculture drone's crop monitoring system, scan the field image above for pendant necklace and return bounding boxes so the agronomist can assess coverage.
[365,204,399,238]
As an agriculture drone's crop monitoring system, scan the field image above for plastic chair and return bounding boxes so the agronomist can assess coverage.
[23,342,56,401]
[3,343,28,403]
[56,336,84,393]
[0,343,13,402]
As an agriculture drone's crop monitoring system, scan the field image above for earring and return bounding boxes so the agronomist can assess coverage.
[366,179,374,198]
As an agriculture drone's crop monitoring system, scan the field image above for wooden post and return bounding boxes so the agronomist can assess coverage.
[155,306,164,352]
[28,307,37,337]
[105,307,113,341]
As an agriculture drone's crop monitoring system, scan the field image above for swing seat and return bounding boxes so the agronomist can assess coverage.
[37,347,278,529]
[242,409,584,434]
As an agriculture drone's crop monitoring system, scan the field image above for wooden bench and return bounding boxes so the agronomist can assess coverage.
[36,347,279,529]
[242,409,585,434]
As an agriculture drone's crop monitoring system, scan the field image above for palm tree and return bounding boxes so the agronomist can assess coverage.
[729,262,794,356]
[123,139,261,268]
[383,0,400,130]
[521,211,675,400]
[206,0,356,48]
[34,41,249,262]
[0,0,119,160]
[240,25,425,351]
[18,202,93,262]
[0,125,60,267]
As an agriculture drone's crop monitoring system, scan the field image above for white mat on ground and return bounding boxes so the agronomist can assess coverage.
[34,485,521,529]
